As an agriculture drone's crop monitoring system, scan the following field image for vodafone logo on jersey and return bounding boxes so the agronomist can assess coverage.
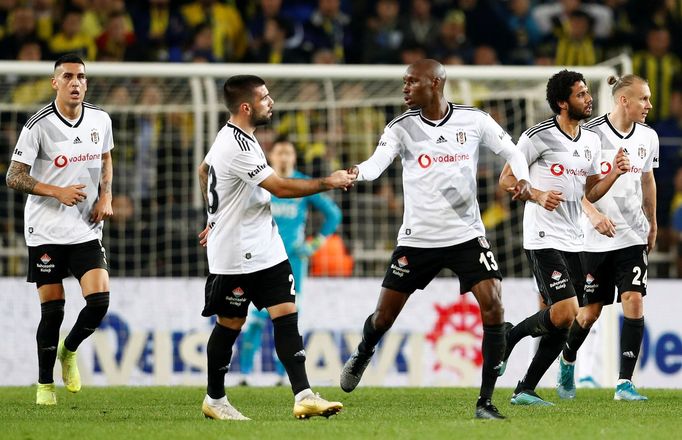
[600,161,612,175]
[417,153,470,169]
[549,163,587,177]
[550,163,564,176]
[54,153,102,168]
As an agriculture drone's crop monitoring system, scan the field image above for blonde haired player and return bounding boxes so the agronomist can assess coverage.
[557,74,657,401]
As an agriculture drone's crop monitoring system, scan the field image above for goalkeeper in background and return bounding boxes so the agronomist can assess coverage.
[239,137,342,385]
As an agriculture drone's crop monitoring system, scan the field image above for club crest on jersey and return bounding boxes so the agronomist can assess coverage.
[456,130,467,145]
[90,129,100,144]
[551,270,562,281]
[638,145,646,159]
[584,148,591,161]
[478,237,490,249]
[397,256,408,267]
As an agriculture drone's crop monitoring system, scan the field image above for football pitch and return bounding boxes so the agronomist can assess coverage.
[2,386,680,440]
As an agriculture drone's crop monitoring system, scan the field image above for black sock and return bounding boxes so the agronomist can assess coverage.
[619,317,644,381]
[37,300,65,384]
[272,312,310,395]
[64,292,109,352]
[478,324,505,405]
[520,328,568,391]
[206,323,240,399]
[562,320,591,363]
[508,308,556,351]
[358,313,387,354]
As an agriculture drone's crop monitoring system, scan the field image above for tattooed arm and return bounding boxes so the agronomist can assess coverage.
[90,151,114,223]
[6,160,87,206]
[197,161,210,246]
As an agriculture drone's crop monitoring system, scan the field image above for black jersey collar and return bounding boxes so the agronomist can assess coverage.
[227,121,256,142]
[52,101,85,128]
[419,103,453,127]
[604,113,636,139]
[553,115,581,142]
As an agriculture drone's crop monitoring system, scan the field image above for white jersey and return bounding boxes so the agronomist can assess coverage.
[356,103,530,248]
[519,117,602,252]
[581,114,659,251]
[11,102,114,246]
[204,121,287,274]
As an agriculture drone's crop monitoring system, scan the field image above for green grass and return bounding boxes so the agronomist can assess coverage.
[2,386,680,440]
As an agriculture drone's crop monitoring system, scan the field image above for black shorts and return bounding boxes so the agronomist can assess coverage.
[202,260,295,318]
[381,237,503,295]
[27,239,109,287]
[526,249,584,306]
[582,245,648,306]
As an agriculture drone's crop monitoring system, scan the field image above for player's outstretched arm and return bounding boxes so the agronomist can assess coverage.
[259,170,355,199]
[90,151,113,223]
[6,160,87,206]
[498,163,534,202]
[499,163,562,210]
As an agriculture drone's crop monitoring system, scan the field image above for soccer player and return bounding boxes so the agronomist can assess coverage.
[6,54,114,405]
[239,137,342,385]
[339,58,533,420]
[197,75,352,420]
[556,74,657,401]
[498,70,630,406]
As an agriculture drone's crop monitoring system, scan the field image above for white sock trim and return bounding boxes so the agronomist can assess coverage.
[295,388,314,402]
[206,395,227,405]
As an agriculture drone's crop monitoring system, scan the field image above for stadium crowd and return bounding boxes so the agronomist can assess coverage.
[2,0,682,278]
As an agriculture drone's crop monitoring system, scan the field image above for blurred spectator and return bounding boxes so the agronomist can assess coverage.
[134,82,163,208]
[49,7,97,60]
[429,9,472,63]
[472,45,499,65]
[81,0,133,40]
[247,0,304,56]
[184,22,215,62]
[653,83,682,251]
[96,11,136,61]
[302,0,353,63]
[129,0,187,62]
[403,0,440,49]
[33,0,56,42]
[553,10,598,66]
[10,40,53,105]
[457,0,514,59]
[601,0,636,59]
[245,16,306,63]
[505,0,542,65]
[400,42,427,65]
[0,6,47,60]
[533,0,612,41]
[181,0,248,61]
[362,0,404,64]
[633,26,681,123]
[311,47,337,64]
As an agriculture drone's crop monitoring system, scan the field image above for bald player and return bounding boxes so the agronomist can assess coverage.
[339,59,532,420]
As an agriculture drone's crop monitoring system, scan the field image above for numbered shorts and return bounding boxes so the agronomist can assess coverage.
[202,260,295,318]
[27,239,109,288]
[381,237,503,295]
[581,245,647,306]
[526,248,584,306]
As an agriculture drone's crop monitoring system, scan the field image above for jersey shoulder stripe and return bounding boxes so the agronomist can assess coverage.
[234,130,252,151]
[83,102,106,112]
[583,115,606,129]
[525,118,555,138]
[387,109,419,128]
[25,104,54,129]
[451,103,487,115]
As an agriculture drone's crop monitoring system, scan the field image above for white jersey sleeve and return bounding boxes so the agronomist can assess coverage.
[356,126,401,181]
[479,114,530,182]
[11,125,40,166]
[230,148,275,186]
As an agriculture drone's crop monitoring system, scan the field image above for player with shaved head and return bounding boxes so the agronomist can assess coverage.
[340,59,532,419]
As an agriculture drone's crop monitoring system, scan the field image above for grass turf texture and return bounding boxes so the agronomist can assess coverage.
[2,386,680,440]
